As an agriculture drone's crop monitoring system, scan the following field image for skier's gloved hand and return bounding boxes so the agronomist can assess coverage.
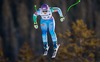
[34,22,38,29]
[34,24,38,29]
[60,16,65,22]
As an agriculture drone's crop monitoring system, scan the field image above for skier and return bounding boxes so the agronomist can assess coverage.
[33,4,65,58]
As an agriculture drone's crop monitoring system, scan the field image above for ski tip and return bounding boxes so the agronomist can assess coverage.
[51,55,56,58]
[51,56,55,58]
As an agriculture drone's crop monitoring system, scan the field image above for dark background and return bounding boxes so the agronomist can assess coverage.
[0,0,100,62]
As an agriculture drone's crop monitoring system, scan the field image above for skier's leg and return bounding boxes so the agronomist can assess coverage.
[40,20,48,50]
[48,18,58,49]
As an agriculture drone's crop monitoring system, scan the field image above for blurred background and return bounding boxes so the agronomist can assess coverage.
[0,0,100,62]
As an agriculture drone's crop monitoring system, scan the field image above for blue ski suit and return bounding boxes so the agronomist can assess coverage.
[33,7,64,49]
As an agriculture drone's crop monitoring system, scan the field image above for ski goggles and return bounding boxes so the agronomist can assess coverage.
[42,10,47,12]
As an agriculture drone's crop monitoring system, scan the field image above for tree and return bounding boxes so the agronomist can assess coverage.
[0,37,7,62]
[18,42,35,62]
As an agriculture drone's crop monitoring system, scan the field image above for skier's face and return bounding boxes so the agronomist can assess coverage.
[43,10,47,14]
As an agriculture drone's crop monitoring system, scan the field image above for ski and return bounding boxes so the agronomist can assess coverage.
[52,44,60,58]
[43,46,49,56]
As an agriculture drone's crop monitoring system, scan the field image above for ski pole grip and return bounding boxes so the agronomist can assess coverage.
[34,5,37,11]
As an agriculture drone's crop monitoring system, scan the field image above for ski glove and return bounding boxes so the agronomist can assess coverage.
[34,23,38,29]
[34,24,38,29]
[60,16,65,22]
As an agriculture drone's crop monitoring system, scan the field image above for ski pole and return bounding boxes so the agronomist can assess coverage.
[64,0,81,18]
[34,5,37,11]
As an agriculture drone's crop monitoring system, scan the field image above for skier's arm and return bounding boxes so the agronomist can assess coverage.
[51,7,65,22]
[33,9,40,29]
[33,9,40,24]
[51,7,64,17]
